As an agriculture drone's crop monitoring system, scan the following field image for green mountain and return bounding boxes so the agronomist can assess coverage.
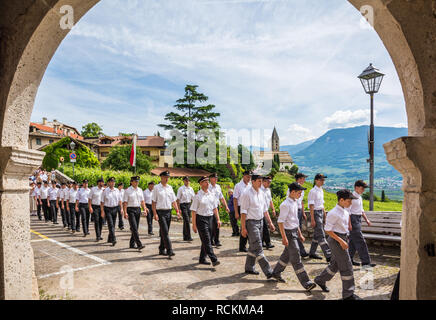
[280,139,315,155]
[291,126,407,194]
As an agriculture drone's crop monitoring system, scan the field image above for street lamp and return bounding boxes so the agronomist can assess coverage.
[70,140,76,177]
[358,63,384,211]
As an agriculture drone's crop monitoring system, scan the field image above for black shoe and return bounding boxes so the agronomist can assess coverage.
[96,238,100,242]
[119,227,124,230]
[112,241,117,247]
[168,251,175,257]
[314,279,330,292]
[266,244,275,249]
[361,263,376,268]
[186,238,193,242]
[301,253,309,258]
[343,294,363,300]
[54,222,59,225]
[352,260,361,266]
[137,245,145,251]
[130,245,137,249]
[326,257,331,263]
[309,254,323,260]
[239,248,248,253]
[99,237,103,240]
[212,260,220,267]
[272,274,286,283]
[305,282,317,292]
[159,250,166,255]
[262,244,267,248]
[148,232,154,235]
[199,261,211,265]
[215,242,222,247]
[231,233,237,237]
[86,232,90,235]
[245,270,260,275]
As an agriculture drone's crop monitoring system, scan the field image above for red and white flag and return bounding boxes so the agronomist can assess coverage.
[130,134,137,167]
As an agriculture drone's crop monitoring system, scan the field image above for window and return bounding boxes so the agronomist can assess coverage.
[142,151,150,156]
[49,139,54,144]
[36,138,41,145]
[160,151,165,156]
[101,152,109,157]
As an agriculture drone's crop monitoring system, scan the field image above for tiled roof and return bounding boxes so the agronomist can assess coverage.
[30,122,83,140]
[97,136,165,148]
[151,167,212,177]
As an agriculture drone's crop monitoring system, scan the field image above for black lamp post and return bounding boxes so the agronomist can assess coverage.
[358,63,385,211]
[70,140,76,177]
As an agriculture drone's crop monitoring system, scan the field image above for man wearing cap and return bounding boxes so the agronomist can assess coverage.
[116,182,125,230]
[75,179,91,237]
[152,171,180,258]
[191,176,221,266]
[240,174,275,278]
[292,173,309,258]
[349,180,376,267]
[234,170,252,252]
[143,182,155,235]
[314,189,362,300]
[261,176,275,250]
[33,182,43,221]
[67,182,79,233]
[39,180,50,222]
[177,176,195,241]
[123,176,147,250]
[209,173,230,247]
[47,180,59,224]
[89,178,105,242]
[58,182,69,229]
[227,189,239,237]
[271,182,316,290]
[101,177,122,246]
[308,174,332,261]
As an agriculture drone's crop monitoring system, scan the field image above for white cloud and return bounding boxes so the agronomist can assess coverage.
[323,109,375,129]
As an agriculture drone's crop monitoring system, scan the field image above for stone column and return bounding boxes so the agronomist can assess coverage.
[384,137,436,300]
[0,147,44,300]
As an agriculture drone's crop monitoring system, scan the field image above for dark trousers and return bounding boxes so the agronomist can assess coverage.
[79,203,90,235]
[92,205,103,239]
[105,206,118,243]
[180,203,192,240]
[238,206,248,250]
[196,215,217,263]
[262,216,271,246]
[157,209,173,253]
[348,214,371,264]
[41,199,49,221]
[229,210,239,235]
[50,200,58,223]
[36,202,42,220]
[146,204,153,233]
[309,210,332,259]
[127,207,142,247]
[115,205,124,229]
[211,211,220,245]
[61,201,70,228]
[297,209,308,255]
[68,203,78,231]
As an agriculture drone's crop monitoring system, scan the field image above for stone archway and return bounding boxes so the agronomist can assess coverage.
[0,0,435,299]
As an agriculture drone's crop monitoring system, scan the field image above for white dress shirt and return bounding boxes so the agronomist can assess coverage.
[151,183,177,210]
[119,189,125,203]
[143,188,153,205]
[308,186,324,210]
[208,183,224,208]
[58,187,67,201]
[324,204,350,234]
[177,185,195,204]
[349,191,364,215]
[190,189,217,217]
[233,180,252,206]
[32,187,41,198]
[89,186,104,206]
[261,185,272,209]
[48,187,58,201]
[278,197,300,230]
[101,187,121,207]
[68,188,78,203]
[76,188,91,204]
[123,186,144,207]
[40,173,48,181]
[40,186,49,199]
[240,186,268,220]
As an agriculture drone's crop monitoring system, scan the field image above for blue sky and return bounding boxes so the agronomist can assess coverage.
[32,0,407,146]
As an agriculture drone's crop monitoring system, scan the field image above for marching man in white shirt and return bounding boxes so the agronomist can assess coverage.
[308,174,332,262]
[101,177,122,246]
[75,179,91,237]
[89,178,105,242]
[177,176,195,241]
[47,181,59,224]
[240,174,275,278]
[123,176,147,251]
[208,173,230,247]
[67,181,79,233]
[314,189,362,300]
[261,176,276,249]
[191,176,221,266]
[143,182,155,235]
[33,181,42,221]
[58,182,69,229]
[271,182,316,290]
[152,171,180,259]
[234,170,252,252]
[39,180,50,222]
[349,180,376,267]
[294,173,309,258]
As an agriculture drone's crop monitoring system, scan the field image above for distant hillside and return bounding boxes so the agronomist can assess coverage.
[281,139,315,155]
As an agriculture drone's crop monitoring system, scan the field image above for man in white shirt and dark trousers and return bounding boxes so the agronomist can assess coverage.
[261,176,275,249]
[209,173,230,247]
[314,189,362,300]
[349,180,376,267]
[116,182,125,230]
[67,182,79,233]
[272,182,316,290]
[48,181,59,224]
[76,179,91,237]
[294,173,309,258]
[308,174,332,261]
[33,182,42,221]
[39,181,50,222]
[58,183,69,229]
[191,176,221,266]
[101,177,122,246]
[177,176,195,241]
[143,182,154,235]
[89,178,104,242]
[240,175,276,278]
[123,176,147,250]
[152,171,180,259]
[234,170,252,252]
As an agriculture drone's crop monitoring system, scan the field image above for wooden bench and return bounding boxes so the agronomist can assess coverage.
[361,211,402,242]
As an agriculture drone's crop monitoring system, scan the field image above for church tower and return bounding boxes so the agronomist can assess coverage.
[272,127,280,152]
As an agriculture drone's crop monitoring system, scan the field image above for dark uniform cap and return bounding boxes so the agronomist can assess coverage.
[198,176,209,183]
[131,176,140,182]
[243,170,253,176]
[107,177,116,182]
[61,182,66,186]
[97,178,104,183]
[117,182,124,187]
[183,176,190,181]
[72,181,77,185]
[314,173,328,180]
[82,179,88,183]
[56,184,61,188]
[209,173,218,178]
[43,180,48,184]
[148,181,155,185]
[295,173,308,180]
[288,182,307,192]
[251,174,263,181]
[37,182,42,185]
[262,175,272,181]
[336,189,358,200]
[354,180,368,188]
[159,171,170,177]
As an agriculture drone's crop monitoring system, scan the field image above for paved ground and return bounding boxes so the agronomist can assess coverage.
[31,215,400,300]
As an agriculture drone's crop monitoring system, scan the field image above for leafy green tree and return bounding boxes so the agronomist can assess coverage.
[101,144,153,174]
[288,164,299,176]
[118,132,133,137]
[81,122,104,138]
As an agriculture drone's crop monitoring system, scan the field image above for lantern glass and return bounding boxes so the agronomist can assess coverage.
[358,63,384,94]
[70,141,76,150]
